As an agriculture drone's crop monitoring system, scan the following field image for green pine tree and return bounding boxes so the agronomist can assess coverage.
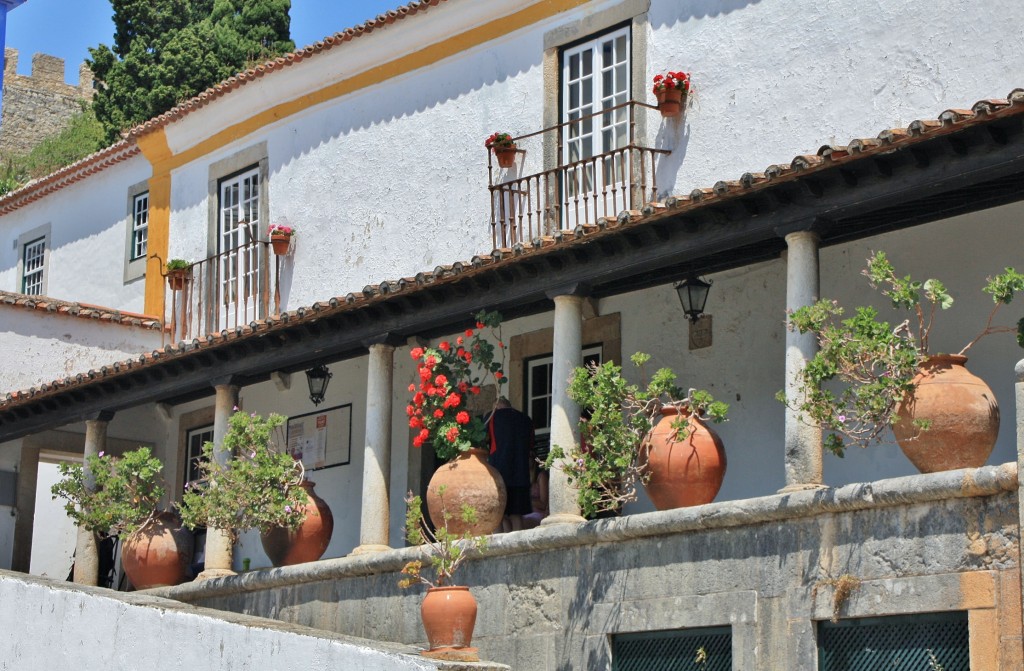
[88,0,294,144]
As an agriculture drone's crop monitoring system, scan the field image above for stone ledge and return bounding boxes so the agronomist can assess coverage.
[151,463,1017,602]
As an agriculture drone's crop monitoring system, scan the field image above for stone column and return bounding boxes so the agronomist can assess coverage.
[73,413,112,585]
[11,441,39,573]
[351,341,396,555]
[197,382,239,580]
[781,230,824,492]
[542,292,587,525]
[1015,359,1024,639]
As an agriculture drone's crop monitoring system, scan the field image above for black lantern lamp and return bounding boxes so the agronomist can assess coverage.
[305,364,332,406]
[674,276,712,322]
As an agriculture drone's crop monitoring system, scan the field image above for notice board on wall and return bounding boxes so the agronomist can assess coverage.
[285,404,352,471]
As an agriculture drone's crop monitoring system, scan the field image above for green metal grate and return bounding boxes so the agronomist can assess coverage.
[819,611,969,671]
[612,626,732,671]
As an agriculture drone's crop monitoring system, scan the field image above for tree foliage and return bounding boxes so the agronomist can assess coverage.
[89,0,294,143]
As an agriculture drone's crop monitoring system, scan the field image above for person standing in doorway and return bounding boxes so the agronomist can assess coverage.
[488,397,535,532]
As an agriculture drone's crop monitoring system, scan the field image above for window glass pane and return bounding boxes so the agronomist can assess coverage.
[131,192,149,261]
[569,82,579,110]
[569,53,579,80]
[582,78,593,107]
[581,48,592,77]
[615,35,627,62]
[22,237,45,295]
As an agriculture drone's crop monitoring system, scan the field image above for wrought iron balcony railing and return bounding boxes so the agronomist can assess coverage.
[164,239,281,343]
[488,100,670,248]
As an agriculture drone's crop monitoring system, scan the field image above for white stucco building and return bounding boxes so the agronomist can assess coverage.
[2,1,1024,668]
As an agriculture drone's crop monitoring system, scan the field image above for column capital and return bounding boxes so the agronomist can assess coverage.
[85,410,115,423]
[362,332,405,349]
[546,282,591,300]
[774,219,822,240]
[210,376,241,390]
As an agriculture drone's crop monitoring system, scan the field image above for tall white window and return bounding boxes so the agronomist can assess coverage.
[526,346,602,457]
[184,425,214,492]
[131,192,149,261]
[21,237,46,295]
[561,26,631,221]
[218,166,262,326]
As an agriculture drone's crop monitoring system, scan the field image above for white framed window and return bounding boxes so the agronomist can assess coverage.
[560,25,631,218]
[217,165,263,326]
[131,192,149,261]
[184,424,214,492]
[526,346,602,455]
[21,236,45,295]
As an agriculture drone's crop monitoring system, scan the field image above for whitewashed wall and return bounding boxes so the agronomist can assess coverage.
[0,308,163,394]
[29,461,77,579]
[0,155,151,311]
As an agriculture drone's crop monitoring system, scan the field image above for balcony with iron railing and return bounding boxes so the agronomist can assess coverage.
[164,238,281,343]
[488,100,670,248]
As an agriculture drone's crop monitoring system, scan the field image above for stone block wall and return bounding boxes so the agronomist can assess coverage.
[1,48,94,156]
[156,465,1024,670]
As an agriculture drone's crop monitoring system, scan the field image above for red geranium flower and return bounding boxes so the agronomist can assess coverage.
[446,426,460,443]
[443,393,462,409]
[410,347,424,360]
[433,409,444,419]
[438,341,451,352]
[456,411,470,424]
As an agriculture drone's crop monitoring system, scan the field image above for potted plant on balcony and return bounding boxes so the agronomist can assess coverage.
[178,410,332,568]
[782,251,1024,472]
[484,132,518,169]
[165,258,191,291]
[546,353,729,517]
[651,70,691,118]
[52,447,194,589]
[267,224,295,256]
[399,487,488,662]
[407,310,508,535]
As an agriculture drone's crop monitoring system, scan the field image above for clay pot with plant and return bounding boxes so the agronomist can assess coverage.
[407,310,508,535]
[178,411,331,568]
[267,224,295,256]
[546,352,729,517]
[484,132,518,169]
[399,487,488,662]
[52,446,194,589]
[782,251,1024,472]
[165,258,191,291]
[651,70,692,118]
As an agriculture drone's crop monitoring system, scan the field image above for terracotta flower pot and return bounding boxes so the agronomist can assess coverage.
[421,585,478,653]
[260,480,334,567]
[271,233,291,255]
[166,269,189,292]
[655,88,684,117]
[121,511,194,589]
[894,354,999,473]
[492,145,517,169]
[426,448,506,535]
[641,406,726,510]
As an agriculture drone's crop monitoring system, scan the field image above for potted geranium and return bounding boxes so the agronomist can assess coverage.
[165,258,191,291]
[484,132,518,169]
[547,352,728,517]
[407,310,507,535]
[51,447,194,589]
[783,251,1024,472]
[178,410,332,568]
[651,70,691,117]
[399,488,487,661]
[267,224,294,256]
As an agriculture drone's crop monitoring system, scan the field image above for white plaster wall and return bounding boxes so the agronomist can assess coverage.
[0,571,447,671]
[0,154,151,311]
[0,309,163,393]
[29,460,76,579]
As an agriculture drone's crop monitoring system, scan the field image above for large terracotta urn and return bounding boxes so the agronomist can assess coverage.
[894,355,999,473]
[426,448,506,536]
[121,511,194,589]
[420,585,478,657]
[641,406,727,510]
[260,480,334,567]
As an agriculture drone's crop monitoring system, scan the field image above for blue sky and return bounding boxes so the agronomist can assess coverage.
[6,0,404,84]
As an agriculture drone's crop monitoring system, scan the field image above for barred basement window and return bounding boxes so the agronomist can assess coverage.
[612,626,732,671]
[131,191,149,260]
[818,611,968,670]
[21,236,45,295]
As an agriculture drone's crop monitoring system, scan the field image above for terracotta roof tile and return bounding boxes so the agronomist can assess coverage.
[0,291,163,330]
[3,89,1024,411]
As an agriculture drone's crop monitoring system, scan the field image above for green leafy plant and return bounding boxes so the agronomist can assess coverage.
[406,310,506,461]
[178,411,307,544]
[546,352,728,518]
[782,251,1024,456]
[51,446,165,537]
[484,132,515,150]
[165,258,191,271]
[399,486,487,589]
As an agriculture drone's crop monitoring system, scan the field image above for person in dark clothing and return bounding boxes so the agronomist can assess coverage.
[488,397,535,532]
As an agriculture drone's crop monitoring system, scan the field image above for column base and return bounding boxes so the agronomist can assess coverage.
[777,483,828,494]
[540,513,586,526]
[195,568,237,581]
[349,543,392,556]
